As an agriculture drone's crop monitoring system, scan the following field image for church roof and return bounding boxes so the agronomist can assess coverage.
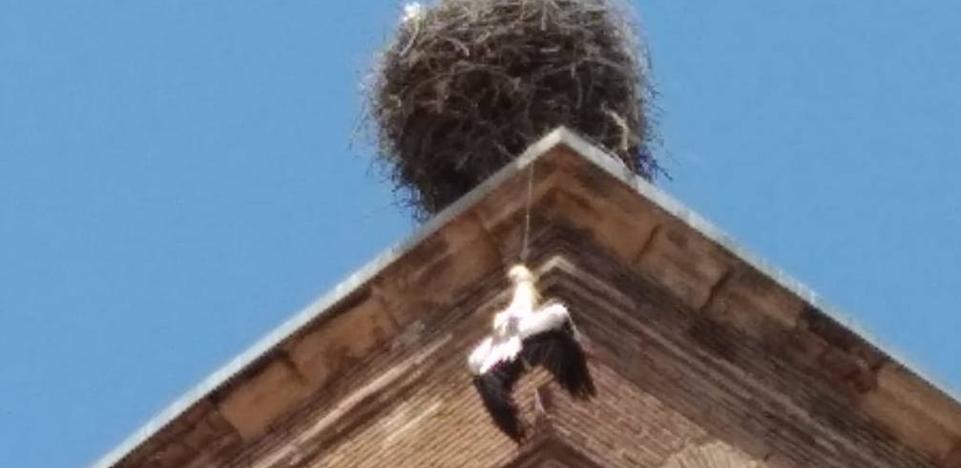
[95,128,961,468]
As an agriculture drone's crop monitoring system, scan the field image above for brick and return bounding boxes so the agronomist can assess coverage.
[217,359,311,440]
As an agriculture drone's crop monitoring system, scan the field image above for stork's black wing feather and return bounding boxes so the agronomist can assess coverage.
[521,325,596,399]
[472,358,526,441]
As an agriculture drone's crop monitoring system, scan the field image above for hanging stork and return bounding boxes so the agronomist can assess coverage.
[467,264,596,441]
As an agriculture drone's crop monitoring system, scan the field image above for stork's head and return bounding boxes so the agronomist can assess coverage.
[507,264,535,285]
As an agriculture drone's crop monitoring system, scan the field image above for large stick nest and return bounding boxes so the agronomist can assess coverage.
[367,0,659,219]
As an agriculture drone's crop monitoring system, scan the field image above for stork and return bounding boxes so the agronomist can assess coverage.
[467,264,596,441]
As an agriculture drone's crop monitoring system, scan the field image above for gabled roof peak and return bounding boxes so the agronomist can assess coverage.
[95,128,961,468]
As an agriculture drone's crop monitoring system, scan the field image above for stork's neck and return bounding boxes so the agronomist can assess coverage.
[509,279,538,311]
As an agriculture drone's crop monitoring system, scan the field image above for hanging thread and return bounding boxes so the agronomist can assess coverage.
[520,160,536,262]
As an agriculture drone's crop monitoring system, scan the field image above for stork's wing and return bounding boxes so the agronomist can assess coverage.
[472,358,525,441]
[516,301,570,339]
[519,303,596,399]
[521,329,596,399]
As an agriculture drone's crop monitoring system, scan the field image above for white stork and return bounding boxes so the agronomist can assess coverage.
[467,264,596,441]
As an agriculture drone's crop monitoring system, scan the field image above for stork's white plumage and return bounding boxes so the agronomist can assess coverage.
[467,264,596,441]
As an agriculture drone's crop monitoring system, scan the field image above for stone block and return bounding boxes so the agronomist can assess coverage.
[288,295,397,387]
[148,442,195,468]
[874,363,961,436]
[374,214,502,325]
[635,224,732,311]
[818,346,877,395]
[472,158,560,232]
[860,387,957,461]
[706,268,803,334]
[181,413,226,453]
[540,186,658,264]
[217,359,311,440]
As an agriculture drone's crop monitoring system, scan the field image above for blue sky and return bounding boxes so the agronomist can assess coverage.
[1,1,959,467]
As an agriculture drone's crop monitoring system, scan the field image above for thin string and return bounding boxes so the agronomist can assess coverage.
[520,160,535,262]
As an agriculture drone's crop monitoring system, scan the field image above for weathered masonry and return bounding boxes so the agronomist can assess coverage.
[95,128,961,467]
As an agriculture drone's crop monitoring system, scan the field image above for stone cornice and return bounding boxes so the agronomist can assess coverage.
[94,128,961,468]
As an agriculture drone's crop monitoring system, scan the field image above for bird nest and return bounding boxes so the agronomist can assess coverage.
[366,0,659,219]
